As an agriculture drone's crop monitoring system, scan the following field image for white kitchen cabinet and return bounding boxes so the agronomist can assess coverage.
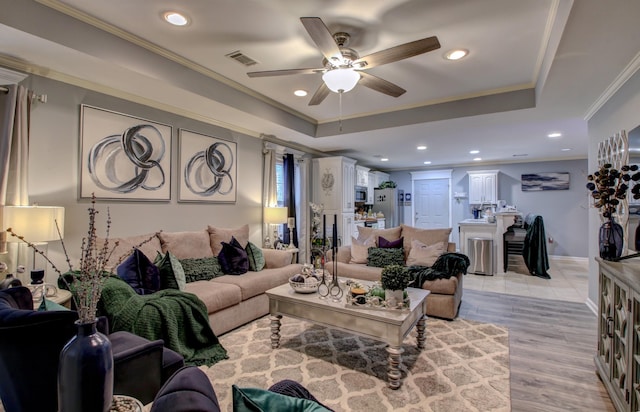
[366,172,375,205]
[342,213,355,246]
[356,165,369,187]
[468,170,499,205]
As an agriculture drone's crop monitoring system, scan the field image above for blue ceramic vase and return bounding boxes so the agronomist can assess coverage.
[58,320,114,412]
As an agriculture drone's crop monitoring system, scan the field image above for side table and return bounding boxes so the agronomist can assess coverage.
[48,289,72,308]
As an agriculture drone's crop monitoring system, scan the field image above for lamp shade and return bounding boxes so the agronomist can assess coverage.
[4,206,65,242]
[322,68,360,93]
[264,207,288,225]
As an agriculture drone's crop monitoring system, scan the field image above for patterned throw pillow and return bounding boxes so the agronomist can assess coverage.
[117,248,161,295]
[367,247,405,268]
[245,242,265,271]
[218,237,249,275]
[180,256,223,283]
[378,236,403,249]
[154,251,187,290]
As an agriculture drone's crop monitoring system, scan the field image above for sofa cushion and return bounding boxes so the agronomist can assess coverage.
[97,233,162,269]
[158,230,213,259]
[262,249,294,269]
[366,247,405,268]
[357,226,402,244]
[406,239,445,267]
[180,257,223,283]
[154,251,186,291]
[212,266,300,301]
[218,237,249,275]
[421,274,461,295]
[117,248,161,295]
[349,236,376,264]
[207,225,250,256]
[232,385,331,412]
[400,225,452,258]
[378,236,403,249]
[326,262,382,282]
[183,280,242,313]
[245,242,265,272]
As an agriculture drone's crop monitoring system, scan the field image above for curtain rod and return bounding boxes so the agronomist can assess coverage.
[0,86,48,103]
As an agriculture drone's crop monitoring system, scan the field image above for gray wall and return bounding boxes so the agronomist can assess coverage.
[588,68,640,305]
[6,75,265,283]
[389,158,588,257]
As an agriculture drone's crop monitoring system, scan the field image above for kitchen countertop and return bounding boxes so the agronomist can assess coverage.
[458,218,497,226]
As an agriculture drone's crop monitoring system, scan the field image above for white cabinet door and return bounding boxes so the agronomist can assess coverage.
[366,173,375,204]
[342,213,354,246]
[342,161,355,211]
[484,173,497,204]
[468,171,498,205]
[356,166,369,187]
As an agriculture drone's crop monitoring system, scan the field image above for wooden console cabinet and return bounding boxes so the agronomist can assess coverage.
[595,258,640,411]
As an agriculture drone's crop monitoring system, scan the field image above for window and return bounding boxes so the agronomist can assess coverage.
[275,162,284,207]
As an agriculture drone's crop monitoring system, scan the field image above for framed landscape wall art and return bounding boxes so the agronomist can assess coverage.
[79,105,172,201]
[178,129,237,203]
[521,172,570,191]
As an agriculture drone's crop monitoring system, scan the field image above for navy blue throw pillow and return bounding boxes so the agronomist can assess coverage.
[218,237,249,275]
[117,248,161,295]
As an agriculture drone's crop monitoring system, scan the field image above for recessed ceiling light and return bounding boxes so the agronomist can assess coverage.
[561,148,572,152]
[548,132,562,138]
[164,11,189,26]
[469,150,480,154]
[473,157,482,161]
[445,49,468,61]
[417,145,427,150]
[381,158,389,162]
[423,161,432,165]
[294,90,307,97]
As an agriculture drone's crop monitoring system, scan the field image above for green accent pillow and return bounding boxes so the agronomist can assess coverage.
[179,256,223,283]
[232,385,332,412]
[367,247,405,268]
[154,251,187,290]
[245,242,265,271]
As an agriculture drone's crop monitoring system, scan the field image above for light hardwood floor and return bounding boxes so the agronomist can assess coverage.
[460,257,615,411]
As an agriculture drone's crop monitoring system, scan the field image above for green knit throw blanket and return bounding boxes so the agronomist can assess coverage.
[98,276,228,366]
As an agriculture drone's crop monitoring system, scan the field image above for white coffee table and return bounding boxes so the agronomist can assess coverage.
[266,280,429,389]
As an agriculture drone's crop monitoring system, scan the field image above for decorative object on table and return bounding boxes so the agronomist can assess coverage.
[380,265,411,307]
[178,129,237,203]
[288,271,320,294]
[286,217,297,250]
[109,395,143,412]
[3,205,65,282]
[263,206,288,249]
[0,273,21,290]
[586,163,640,260]
[317,215,330,299]
[6,195,157,412]
[328,215,343,302]
[80,105,172,201]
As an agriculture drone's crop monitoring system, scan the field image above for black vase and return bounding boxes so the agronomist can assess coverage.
[58,320,114,412]
[599,219,624,260]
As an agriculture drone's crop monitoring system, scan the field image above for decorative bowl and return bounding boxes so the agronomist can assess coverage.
[289,276,320,293]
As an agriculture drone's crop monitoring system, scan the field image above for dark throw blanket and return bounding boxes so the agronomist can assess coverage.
[522,214,551,279]
[63,275,228,366]
[407,252,470,288]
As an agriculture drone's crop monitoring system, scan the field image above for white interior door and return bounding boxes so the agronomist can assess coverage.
[414,178,449,229]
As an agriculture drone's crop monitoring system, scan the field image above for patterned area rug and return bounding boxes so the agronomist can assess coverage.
[205,316,510,412]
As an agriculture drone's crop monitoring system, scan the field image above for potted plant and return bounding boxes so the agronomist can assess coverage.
[586,163,640,260]
[380,264,410,306]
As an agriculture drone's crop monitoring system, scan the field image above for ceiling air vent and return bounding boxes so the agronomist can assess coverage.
[225,51,258,67]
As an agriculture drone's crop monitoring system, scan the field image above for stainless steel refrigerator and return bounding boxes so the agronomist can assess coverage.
[373,188,404,227]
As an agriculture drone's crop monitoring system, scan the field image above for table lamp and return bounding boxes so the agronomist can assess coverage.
[263,207,288,249]
[4,205,65,282]
[287,217,297,249]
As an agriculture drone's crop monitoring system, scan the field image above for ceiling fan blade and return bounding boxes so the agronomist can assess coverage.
[308,83,330,106]
[247,68,324,77]
[354,36,440,69]
[300,17,343,64]
[358,72,406,97]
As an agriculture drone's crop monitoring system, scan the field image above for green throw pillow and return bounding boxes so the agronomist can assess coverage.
[232,385,332,412]
[179,256,223,283]
[38,298,70,312]
[154,251,187,290]
[245,242,265,271]
[367,247,405,268]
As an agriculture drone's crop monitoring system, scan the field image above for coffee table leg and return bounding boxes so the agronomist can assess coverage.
[386,345,404,389]
[416,315,426,349]
[270,314,282,349]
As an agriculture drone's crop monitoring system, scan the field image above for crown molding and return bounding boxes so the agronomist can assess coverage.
[0,66,28,85]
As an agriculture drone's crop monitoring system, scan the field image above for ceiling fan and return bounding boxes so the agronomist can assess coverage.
[247,17,441,105]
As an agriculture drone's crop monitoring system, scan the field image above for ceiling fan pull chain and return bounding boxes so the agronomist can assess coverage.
[339,91,343,132]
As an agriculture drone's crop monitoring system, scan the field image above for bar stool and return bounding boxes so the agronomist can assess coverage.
[503,227,526,272]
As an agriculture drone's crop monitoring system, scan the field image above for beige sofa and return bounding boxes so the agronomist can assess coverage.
[326,224,464,320]
[107,225,302,336]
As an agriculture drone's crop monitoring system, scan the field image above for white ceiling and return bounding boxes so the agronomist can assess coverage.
[1,0,640,170]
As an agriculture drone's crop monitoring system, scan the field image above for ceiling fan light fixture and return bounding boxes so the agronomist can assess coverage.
[322,68,360,93]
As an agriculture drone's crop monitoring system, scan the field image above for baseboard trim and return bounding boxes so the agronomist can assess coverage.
[549,255,588,264]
